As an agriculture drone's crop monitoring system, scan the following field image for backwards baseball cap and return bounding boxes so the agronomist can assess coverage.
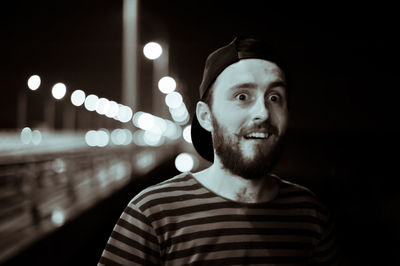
[190,36,288,162]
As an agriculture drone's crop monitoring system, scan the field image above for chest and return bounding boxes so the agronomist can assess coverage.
[156,207,320,265]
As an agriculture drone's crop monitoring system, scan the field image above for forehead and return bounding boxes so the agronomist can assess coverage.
[212,59,286,94]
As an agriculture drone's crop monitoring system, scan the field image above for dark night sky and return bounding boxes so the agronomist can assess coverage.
[1,0,399,133]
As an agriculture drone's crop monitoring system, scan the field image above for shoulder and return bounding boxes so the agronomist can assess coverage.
[273,174,330,216]
[274,174,319,199]
[128,172,200,210]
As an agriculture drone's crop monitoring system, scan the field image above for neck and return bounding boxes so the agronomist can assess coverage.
[193,157,279,203]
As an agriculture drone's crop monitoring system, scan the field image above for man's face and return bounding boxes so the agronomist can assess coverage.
[210,59,288,179]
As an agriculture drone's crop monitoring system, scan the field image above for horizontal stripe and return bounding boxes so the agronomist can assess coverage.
[133,183,202,205]
[104,243,148,265]
[124,205,152,225]
[112,222,159,252]
[140,192,218,211]
[166,241,314,260]
[148,202,327,223]
[146,198,327,215]
[156,216,321,236]
[98,254,124,266]
[110,231,159,259]
[116,218,158,245]
[184,255,308,265]
[164,234,318,254]
[163,227,319,249]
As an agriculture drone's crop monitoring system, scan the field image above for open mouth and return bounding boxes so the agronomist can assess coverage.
[243,132,270,140]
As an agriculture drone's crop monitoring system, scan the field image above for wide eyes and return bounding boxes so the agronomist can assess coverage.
[236,93,248,101]
[235,92,281,103]
[268,94,280,102]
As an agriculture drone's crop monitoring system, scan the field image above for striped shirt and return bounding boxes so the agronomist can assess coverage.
[99,172,339,265]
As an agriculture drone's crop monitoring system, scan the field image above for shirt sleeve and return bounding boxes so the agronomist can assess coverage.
[308,214,342,266]
[98,202,161,266]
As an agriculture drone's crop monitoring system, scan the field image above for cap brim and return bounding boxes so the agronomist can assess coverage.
[191,115,214,162]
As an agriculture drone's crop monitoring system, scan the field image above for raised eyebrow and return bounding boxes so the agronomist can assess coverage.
[229,82,258,91]
[268,81,287,91]
[229,81,286,92]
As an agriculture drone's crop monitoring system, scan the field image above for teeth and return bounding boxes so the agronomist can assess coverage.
[246,132,269,139]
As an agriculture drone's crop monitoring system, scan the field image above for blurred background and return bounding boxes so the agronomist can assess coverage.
[1,0,399,265]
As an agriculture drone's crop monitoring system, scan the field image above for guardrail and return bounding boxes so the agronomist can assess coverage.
[0,141,180,263]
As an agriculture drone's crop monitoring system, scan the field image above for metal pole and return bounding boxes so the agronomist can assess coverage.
[122,0,138,120]
[17,89,27,129]
[152,40,169,118]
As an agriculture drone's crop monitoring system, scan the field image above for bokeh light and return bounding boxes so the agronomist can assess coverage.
[183,125,192,143]
[71,90,86,106]
[85,129,110,147]
[136,112,155,130]
[84,94,99,111]
[136,151,155,170]
[158,76,176,94]
[117,105,133,123]
[171,108,190,125]
[111,129,132,145]
[27,75,41,91]
[52,158,66,174]
[52,83,67,100]
[85,130,98,147]
[105,101,119,118]
[164,120,182,140]
[20,127,32,144]
[96,98,110,115]
[165,92,183,109]
[169,102,187,117]
[51,207,65,226]
[31,130,42,145]
[143,130,164,146]
[143,42,162,60]
[133,130,146,146]
[175,153,194,172]
[152,117,167,135]
[97,129,110,147]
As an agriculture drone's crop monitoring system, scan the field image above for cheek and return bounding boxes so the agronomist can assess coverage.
[213,107,246,133]
[274,109,289,133]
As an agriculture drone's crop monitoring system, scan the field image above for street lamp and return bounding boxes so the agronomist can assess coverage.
[158,76,176,94]
[17,74,42,128]
[71,90,86,106]
[27,75,41,91]
[45,82,67,130]
[51,83,67,100]
[143,42,163,60]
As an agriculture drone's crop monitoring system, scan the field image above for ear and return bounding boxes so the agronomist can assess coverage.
[196,101,213,132]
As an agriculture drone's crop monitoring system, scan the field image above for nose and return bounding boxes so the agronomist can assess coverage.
[251,96,269,121]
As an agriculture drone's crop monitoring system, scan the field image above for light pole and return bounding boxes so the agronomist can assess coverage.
[143,41,170,118]
[17,75,41,129]
[122,0,138,130]
[45,82,66,130]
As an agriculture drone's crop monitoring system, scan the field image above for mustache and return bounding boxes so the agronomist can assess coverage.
[239,122,279,136]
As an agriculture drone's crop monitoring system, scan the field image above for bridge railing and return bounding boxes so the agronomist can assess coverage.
[0,141,180,263]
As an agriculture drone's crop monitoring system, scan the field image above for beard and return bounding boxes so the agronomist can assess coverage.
[211,114,284,180]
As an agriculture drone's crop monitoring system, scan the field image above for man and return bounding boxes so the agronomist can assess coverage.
[99,36,339,265]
